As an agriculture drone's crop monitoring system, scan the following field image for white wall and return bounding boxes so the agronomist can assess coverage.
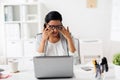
[38,0,111,38]
[0,0,118,62]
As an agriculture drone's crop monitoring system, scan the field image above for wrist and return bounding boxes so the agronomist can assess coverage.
[41,38,47,43]
[66,36,72,41]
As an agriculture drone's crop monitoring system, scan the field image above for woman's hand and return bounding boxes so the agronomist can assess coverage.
[38,27,53,53]
[42,27,53,41]
[58,26,71,40]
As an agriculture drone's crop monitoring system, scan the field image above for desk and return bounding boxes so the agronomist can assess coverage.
[0,63,116,80]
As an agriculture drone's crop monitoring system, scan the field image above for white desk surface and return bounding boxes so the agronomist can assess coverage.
[0,63,117,80]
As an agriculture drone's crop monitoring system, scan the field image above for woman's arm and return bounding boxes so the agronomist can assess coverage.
[66,37,76,53]
[37,27,53,53]
[37,39,46,53]
[59,27,76,53]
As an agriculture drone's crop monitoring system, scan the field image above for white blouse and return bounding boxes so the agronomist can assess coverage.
[36,39,75,56]
[46,39,67,56]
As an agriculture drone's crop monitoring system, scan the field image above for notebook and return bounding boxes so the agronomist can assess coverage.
[33,56,73,79]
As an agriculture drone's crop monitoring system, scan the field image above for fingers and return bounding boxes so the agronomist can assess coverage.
[44,27,48,31]
[59,26,69,33]
[44,27,51,32]
[58,26,66,35]
[49,29,53,34]
[62,26,66,31]
[42,27,53,40]
[67,26,69,32]
[58,28,64,34]
[62,26,69,31]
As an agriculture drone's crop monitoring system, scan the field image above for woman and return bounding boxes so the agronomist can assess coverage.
[36,11,76,56]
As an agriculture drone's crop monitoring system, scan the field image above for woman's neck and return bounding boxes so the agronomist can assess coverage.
[48,35,60,43]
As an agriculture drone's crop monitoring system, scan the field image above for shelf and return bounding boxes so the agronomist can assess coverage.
[26,15,38,21]
[3,2,39,6]
[4,21,21,24]
[22,20,38,23]
[3,2,41,58]
[4,5,20,21]
[22,2,40,5]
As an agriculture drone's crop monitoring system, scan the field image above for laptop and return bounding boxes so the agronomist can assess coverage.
[33,56,73,79]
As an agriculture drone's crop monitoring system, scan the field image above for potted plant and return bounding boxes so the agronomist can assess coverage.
[112,53,120,79]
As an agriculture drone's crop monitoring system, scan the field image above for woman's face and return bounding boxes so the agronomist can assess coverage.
[47,20,62,37]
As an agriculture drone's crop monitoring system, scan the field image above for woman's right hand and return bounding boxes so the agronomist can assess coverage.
[42,27,53,41]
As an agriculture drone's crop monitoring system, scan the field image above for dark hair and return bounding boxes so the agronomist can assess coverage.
[45,11,62,23]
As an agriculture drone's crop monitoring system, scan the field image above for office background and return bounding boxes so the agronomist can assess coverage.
[0,0,120,62]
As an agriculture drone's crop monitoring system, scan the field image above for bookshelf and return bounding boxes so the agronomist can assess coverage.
[3,2,42,59]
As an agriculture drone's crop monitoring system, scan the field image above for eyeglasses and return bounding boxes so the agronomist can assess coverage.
[47,24,63,30]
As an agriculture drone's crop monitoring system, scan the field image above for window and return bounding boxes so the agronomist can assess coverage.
[111,0,120,41]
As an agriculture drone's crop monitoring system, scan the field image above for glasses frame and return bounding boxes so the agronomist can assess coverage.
[47,24,63,30]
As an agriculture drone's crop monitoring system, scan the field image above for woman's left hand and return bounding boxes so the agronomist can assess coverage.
[58,26,71,40]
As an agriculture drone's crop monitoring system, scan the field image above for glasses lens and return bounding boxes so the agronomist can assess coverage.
[48,24,63,30]
[48,25,54,29]
[57,26,62,30]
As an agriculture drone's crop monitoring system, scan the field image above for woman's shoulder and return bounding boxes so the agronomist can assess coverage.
[36,33,43,40]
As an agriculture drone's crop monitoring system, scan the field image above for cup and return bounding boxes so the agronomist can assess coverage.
[8,61,18,73]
